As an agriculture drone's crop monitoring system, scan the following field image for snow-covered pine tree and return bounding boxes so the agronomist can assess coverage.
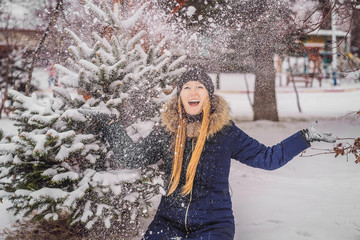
[0,0,185,238]
[0,90,69,218]
[0,47,31,119]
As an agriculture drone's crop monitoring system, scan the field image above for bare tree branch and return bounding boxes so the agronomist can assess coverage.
[286,57,302,113]
[25,0,64,96]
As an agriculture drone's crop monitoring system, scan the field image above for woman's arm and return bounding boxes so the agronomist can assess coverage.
[230,125,310,170]
[103,121,169,169]
[79,109,169,168]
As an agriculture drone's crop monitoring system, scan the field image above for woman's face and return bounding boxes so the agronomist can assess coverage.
[180,81,209,116]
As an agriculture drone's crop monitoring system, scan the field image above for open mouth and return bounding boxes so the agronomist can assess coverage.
[188,100,200,107]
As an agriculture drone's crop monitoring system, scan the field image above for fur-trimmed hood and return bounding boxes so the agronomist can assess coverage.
[161,94,232,138]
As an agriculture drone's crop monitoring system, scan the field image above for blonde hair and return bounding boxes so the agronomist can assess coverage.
[167,95,211,196]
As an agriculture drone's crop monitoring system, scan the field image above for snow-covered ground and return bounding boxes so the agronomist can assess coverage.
[1,73,360,239]
[231,119,360,240]
[219,74,360,240]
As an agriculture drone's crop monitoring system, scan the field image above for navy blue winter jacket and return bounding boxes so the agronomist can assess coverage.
[103,95,310,240]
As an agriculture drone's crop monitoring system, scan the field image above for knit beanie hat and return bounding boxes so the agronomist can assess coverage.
[177,68,215,100]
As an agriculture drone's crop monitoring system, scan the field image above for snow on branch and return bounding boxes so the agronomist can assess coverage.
[92,32,112,53]
[28,114,60,127]
[28,187,69,200]
[169,55,187,71]
[84,0,149,30]
[8,90,52,116]
[78,59,99,74]
[126,30,147,52]
[120,2,149,29]
[153,36,168,57]
[345,69,360,81]
[92,169,141,186]
[0,143,17,154]
[52,172,80,182]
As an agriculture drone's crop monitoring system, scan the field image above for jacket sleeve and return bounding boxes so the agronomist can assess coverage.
[102,120,168,169]
[230,125,310,170]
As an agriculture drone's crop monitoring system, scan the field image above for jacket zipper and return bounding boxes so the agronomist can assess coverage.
[184,139,195,238]
[185,190,193,237]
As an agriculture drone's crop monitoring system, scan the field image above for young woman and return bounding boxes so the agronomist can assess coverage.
[88,68,335,240]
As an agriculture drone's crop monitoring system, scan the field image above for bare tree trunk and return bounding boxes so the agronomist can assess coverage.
[25,0,64,96]
[0,16,14,119]
[0,62,9,119]
[351,6,360,56]
[253,53,279,121]
[216,72,220,90]
[244,73,253,109]
[287,57,302,113]
[319,0,332,30]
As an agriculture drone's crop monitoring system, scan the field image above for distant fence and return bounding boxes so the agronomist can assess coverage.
[217,87,360,94]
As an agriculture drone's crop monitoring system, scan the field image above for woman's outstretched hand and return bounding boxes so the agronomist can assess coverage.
[302,121,336,143]
[78,109,117,132]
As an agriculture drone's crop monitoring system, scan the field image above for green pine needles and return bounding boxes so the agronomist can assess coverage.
[0,0,185,238]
